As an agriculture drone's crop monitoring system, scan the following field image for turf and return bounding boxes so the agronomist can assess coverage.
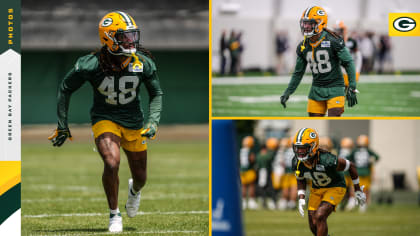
[22,140,209,236]
[244,204,420,235]
[212,80,420,117]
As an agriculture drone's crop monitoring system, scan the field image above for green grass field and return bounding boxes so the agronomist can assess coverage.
[212,75,420,117]
[22,140,209,235]
[244,204,420,235]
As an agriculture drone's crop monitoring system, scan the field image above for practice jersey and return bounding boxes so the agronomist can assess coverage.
[292,150,346,189]
[239,147,255,172]
[284,30,356,100]
[347,147,379,177]
[282,148,295,173]
[57,51,163,130]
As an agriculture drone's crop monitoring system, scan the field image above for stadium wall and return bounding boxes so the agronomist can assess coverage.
[22,50,208,125]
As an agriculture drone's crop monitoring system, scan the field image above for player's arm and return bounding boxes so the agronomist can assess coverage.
[294,157,306,217]
[280,52,307,108]
[337,46,358,107]
[336,157,366,205]
[142,72,164,139]
[48,67,87,146]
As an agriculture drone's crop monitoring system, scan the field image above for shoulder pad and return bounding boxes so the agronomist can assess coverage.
[136,52,157,76]
[74,54,99,73]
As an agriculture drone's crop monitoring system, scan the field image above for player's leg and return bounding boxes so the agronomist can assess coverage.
[123,149,147,217]
[307,99,327,117]
[95,132,123,232]
[327,96,345,117]
[314,201,334,236]
[308,210,317,235]
[95,133,122,211]
[92,120,125,232]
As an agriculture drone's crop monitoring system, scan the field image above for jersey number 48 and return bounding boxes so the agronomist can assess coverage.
[98,76,139,105]
[306,50,332,74]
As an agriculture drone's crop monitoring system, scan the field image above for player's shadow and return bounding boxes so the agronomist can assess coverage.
[34,227,136,233]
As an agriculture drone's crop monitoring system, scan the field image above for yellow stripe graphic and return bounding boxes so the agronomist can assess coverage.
[0,161,21,196]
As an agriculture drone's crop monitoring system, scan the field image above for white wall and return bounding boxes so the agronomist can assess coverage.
[212,0,420,72]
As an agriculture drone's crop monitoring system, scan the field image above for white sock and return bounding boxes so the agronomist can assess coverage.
[110,208,120,215]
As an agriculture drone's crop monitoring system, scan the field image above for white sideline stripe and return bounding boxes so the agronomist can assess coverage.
[212,75,420,85]
[30,230,205,236]
[23,194,208,203]
[24,210,209,218]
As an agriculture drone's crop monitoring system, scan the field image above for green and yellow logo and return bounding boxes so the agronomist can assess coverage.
[389,13,420,36]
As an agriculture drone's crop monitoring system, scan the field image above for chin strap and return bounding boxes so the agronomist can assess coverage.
[300,36,307,52]
[295,159,302,176]
[131,52,143,72]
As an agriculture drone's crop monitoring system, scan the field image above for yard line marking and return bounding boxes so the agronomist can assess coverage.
[213,75,420,85]
[23,194,208,203]
[30,230,205,236]
[24,210,209,218]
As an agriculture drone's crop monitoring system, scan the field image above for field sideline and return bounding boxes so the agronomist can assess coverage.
[22,125,209,236]
[244,204,420,235]
[212,75,420,117]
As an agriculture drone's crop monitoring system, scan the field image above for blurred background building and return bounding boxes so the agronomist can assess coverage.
[22,0,208,125]
[212,0,420,74]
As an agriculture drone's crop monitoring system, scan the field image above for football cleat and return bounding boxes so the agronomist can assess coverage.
[125,178,141,217]
[108,212,123,233]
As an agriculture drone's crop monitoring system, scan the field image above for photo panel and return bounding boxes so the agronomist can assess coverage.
[211,0,420,117]
[212,119,420,235]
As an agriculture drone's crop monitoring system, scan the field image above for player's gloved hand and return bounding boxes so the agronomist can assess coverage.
[280,93,290,108]
[298,198,306,217]
[346,87,358,107]
[48,127,73,147]
[355,185,366,206]
[141,122,158,140]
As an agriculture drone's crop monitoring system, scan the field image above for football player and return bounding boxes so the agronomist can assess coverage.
[347,135,380,212]
[48,11,163,233]
[277,137,298,210]
[334,21,362,91]
[256,138,278,209]
[280,6,358,117]
[292,128,366,236]
[338,137,357,211]
[239,136,258,210]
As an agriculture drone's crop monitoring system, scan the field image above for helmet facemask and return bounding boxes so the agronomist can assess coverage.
[107,29,140,56]
[300,18,320,38]
[293,142,315,162]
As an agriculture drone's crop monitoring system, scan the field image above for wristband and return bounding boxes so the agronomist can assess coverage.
[352,177,359,185]
[344,160,350,171]
[298,190,305,196]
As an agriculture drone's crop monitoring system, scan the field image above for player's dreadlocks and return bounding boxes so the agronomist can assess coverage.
[324,28,341,39]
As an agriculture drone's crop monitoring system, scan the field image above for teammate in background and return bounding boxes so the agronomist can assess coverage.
[271,138,286,204]
[319,136,337,156]
[256,138,278,210]
[292,128,366,236]
[277,137,298,210]
[280,6,358,117]
[338,137,357,210]
[239,136,258,210]
[48,11,163,233]
[334,21,362,91]
[347,135,380,212]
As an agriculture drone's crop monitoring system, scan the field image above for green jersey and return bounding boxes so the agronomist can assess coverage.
[256,150,275,171]
[347,148,379,177]
[292,151,346,189]
[57,51,163,130]
[239,147,255,172]
[284,30,356,100]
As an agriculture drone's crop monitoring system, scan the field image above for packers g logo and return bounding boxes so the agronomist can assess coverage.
[317,10,325,16]
[389,13,420,36]
[393,17,416,32]
[101,18,113,27]
[309,132,317,139]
